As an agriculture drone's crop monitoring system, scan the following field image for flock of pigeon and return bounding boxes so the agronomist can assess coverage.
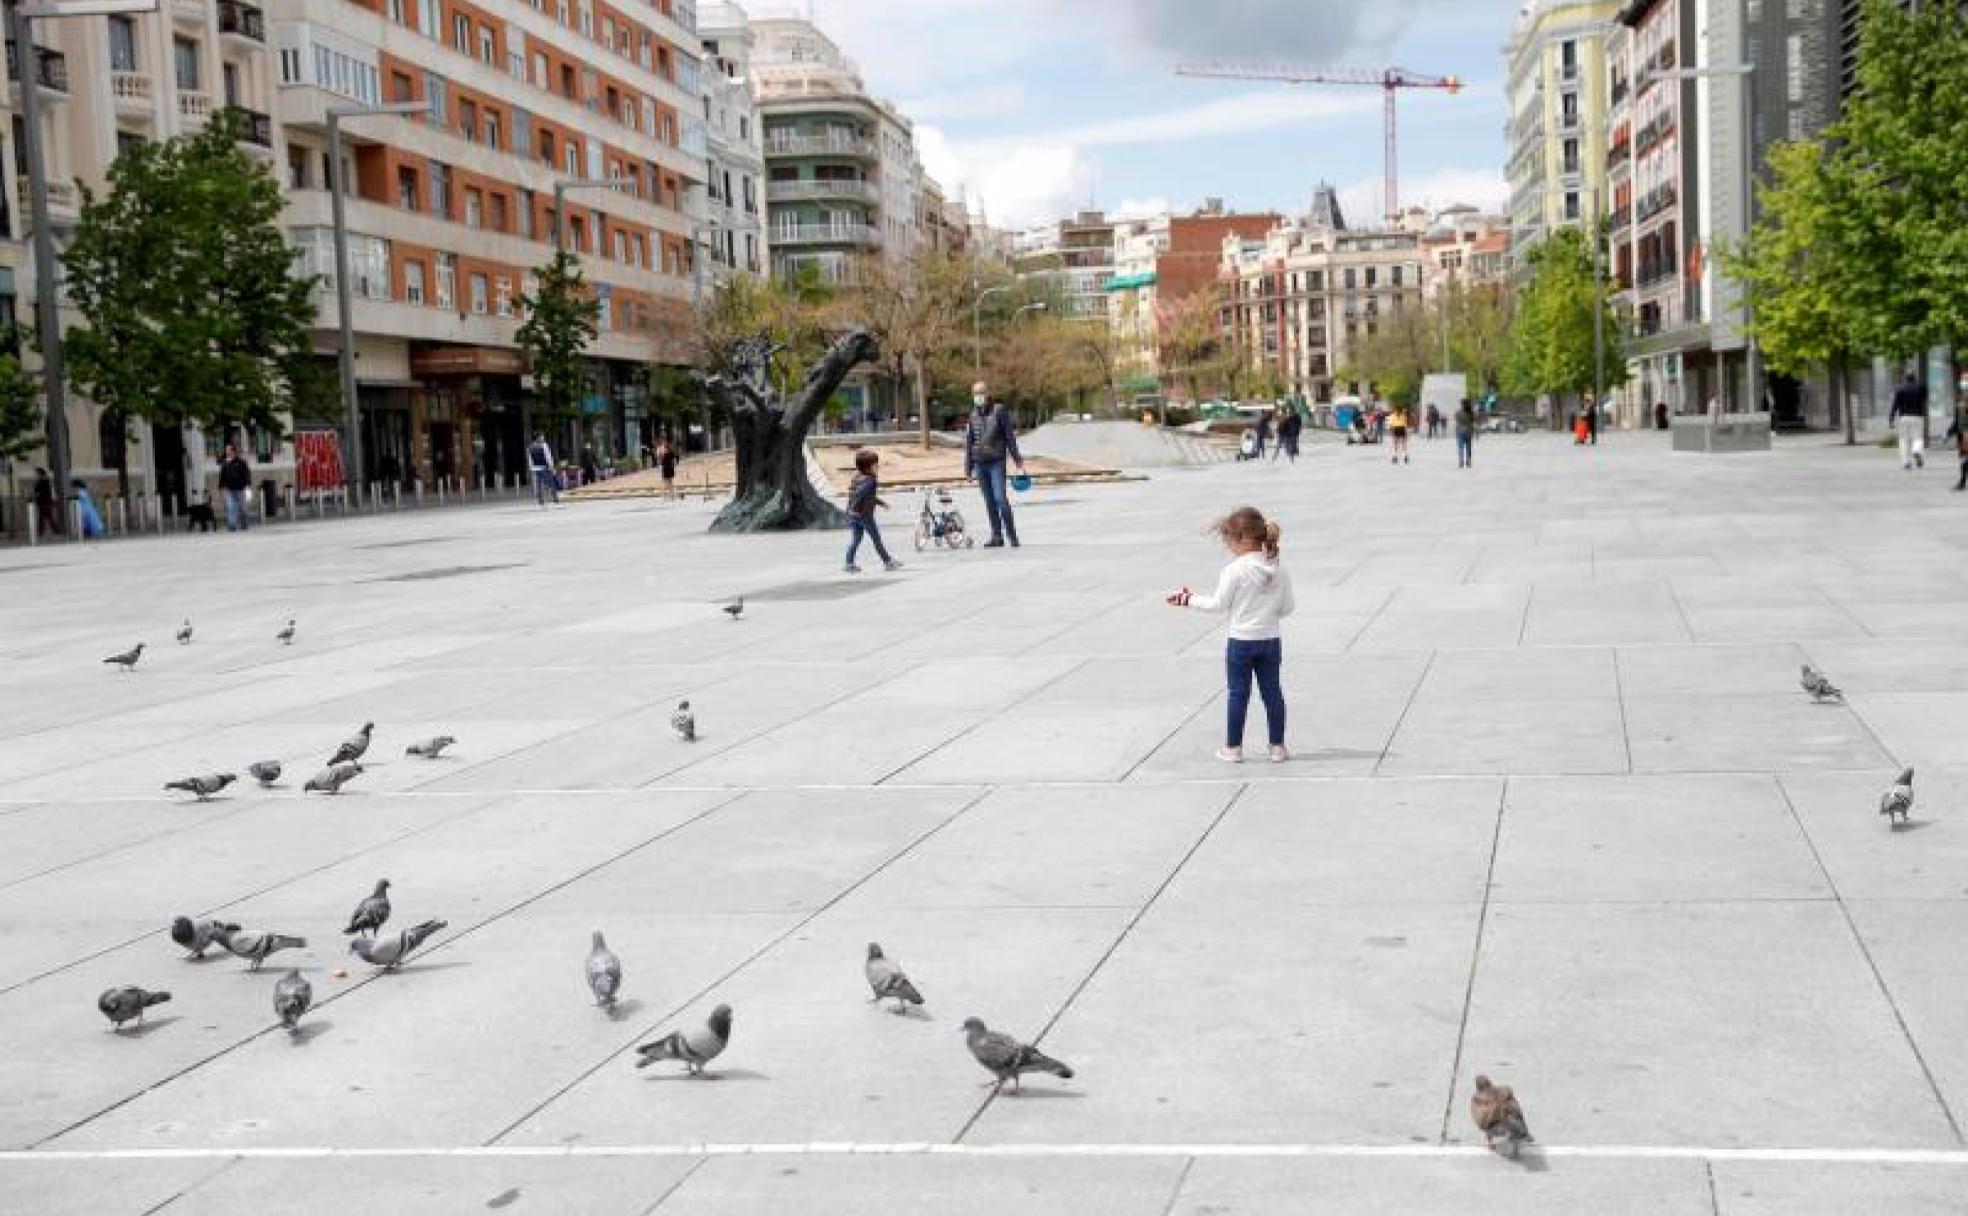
[1800,664,1920,828]
[163,719,458,802]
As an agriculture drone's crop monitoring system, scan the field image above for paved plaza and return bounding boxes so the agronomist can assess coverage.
[2,429,1966,1214]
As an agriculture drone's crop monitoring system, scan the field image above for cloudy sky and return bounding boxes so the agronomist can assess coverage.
[776,0,1524,228]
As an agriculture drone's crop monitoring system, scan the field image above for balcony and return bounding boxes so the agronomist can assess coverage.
[7,42,69,96]
[217,0,264,44]
[178,89,214,124]
[17,177,79,226]
[1635,182,1678,223]
[772,221,881,248]
[766,178,877,205]
[111,69,155,115]
[172,0,205,22]
[226,104,273,150]
[764,131,878,161]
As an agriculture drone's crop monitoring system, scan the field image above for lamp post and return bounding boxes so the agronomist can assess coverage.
[9,0,158,524]
[328,99,429,495]
[972,282,1012,375]
[688,219,721,452]
[552,176,616,255]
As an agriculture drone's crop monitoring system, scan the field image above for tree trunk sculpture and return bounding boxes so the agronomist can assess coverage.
[699,329,878,533]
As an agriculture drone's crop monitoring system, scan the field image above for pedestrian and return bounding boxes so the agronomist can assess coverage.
[30,465,57,536]
[1949,409,1967,492]
[1425,403,1442,439]
[1388,402,1412,465]
[1585,393,1600,445]
[1455,397,1476,469]
[72,480,105,539]
[580,444,600,487]
[656,438,678,500]
[1573,403,1590,445]
[963,380,1026,548]
[1276,407,1302,464]
[1891,371,1927,471]
[842,449,902,574]
[1166,506,1295,764]
[218,441,253,533]
[527,432,559,506]
[1253,410,1271,460]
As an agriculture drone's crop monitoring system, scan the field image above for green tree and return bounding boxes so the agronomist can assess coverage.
[1340,299,1437,406]
[830,251,969,443]
[1157,289,1235,405]
[1444,282,1513,398]
[516,248,602,425]
[64,110,317,496]
[1502,227,1626,412]
[0,331,41,462]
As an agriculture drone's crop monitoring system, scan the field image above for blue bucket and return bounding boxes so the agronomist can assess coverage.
[1010,473,1033,493]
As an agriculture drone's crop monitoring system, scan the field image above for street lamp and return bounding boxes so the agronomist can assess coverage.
[1014,301,1049,321]
[688,219,720,452]
[327,99,429,495]
[972,282,1012,375]
[8,0,159,529]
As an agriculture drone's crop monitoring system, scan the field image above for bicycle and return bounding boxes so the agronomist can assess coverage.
[915,487,973,551]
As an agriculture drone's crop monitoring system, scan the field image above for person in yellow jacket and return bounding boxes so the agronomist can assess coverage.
[1388,404,1412,464]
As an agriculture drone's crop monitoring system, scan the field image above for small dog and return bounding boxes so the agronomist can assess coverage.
[186,502,216,532]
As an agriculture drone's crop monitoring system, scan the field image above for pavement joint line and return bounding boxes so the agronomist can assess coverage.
[1438,777,1509,1145]
[1118,688,1222,784]
[1663,580,1698,642]
[136,1154,241,1216]
[638,1154,710,1215]
[484,784,1000,1146]
[1369,651,1438,777]
[1009,589,1146,658]
[29,789,752,1150]
[1611,648,1636,775]
[1810,584,1875,640]
[1772,775,1965,1147]
[0,799,271,895]
[7,1144,1968,1164]
[870,658,1094,786]
[1514,587,1533,645]
[953,782,1252,1145]
[1702,1158,1721,1216]
[1155,1155,1198,1216]
[1340,589,1396,653]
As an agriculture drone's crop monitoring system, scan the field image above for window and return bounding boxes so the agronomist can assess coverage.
[533,51,548,86]
[429,161,449,217]
[465,187,483,229]
[478,27,495,65]
[452,14,471,53]
[1564,190,1581,220]
[1561,39,1578,79]
[1391,265,1402,287]
[484,109,501,149]
[517,188,533,239]
[568,216,586,252]
[109,16,138,71]
[397,166,420,211]
[313,43,380,105]
[613,230,626,261]
[223,61,240,106]
[435,252,456,308]
[489,192,508,232]
[419,0,439,39]
[565,143,579,175]
[425,72,447,123]
[1365,267,1377,289]
[494,275,513,316]
[459,97,477,140]
[1561,92,1579,127]
[469,272,488,314]
[388,0,405,23]
[560,63,576,99]
[1343,268,1355,290]
[286,144,310,188]
[577,0,592,36]
[404,260,425,304]
[1563,137,1580,175]
[539,129,555,165]
[174,37,199,91]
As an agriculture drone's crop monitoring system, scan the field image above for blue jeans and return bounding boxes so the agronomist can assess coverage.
[532,468,558,505]
[1456,431,1473,466]
[223,488,248,531]
[1226,637,1286,748]
[973,459,1016,541]
[845,515,892,565]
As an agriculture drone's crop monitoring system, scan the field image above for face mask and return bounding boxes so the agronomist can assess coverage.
[973,395,987,407]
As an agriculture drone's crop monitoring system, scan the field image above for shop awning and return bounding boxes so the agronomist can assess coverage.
[1105,272,1157,292]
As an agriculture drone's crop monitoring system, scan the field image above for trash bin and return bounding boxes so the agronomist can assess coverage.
[261,479,279,518]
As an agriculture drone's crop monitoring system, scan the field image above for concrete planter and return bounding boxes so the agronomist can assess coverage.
[1672,412,1772,453]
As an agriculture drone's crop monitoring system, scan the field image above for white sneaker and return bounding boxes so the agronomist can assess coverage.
[1214,746,1244,764]
[1268,745,1289,763]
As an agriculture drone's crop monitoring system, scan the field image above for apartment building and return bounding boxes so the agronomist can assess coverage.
[1504,0,1622,266]
[916,174,969,258]
[1420,207,1512,300]
[697,2,765,286]
[749,14,918,285]
[1106,201,1279,391]
[271,0,706,484]
[1012,210,1116,321]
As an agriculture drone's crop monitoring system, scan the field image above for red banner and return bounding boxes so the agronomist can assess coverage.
[295,430,345,492]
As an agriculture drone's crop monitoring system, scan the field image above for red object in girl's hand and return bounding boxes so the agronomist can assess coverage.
[1166,588,1191,607]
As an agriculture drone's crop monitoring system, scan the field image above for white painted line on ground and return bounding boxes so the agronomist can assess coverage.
[6,1144,1968,1165]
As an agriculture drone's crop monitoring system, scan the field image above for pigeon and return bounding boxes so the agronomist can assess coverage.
[1880,766,1915,827]
[635,1004,732,1075]
[1800,663,1843,702]
[169,915,239,959]
[248,760,283,787]
[1471,1075,1533,1159]
[962,1017,1074,1093]
[328,722,374,766]
[349,918,446,971]
[864,942,924,1011]
[273,969,312,1032]
[404,735,455,759]
[342,879,391,937]
[98,986,171,1031]
[722,597,744,621]
[670,701,696,742]
[276,619,296,645]
[164,773,237,801]
[304,762,364,795]
[176,619,193,645]
[214,926,307,971]
[586,930,622,1010]
[103,643,145,672]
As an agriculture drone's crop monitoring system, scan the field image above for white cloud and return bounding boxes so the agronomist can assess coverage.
[1112,196,1173,220]
[898,82,1028,121]
[915,124,1099,229]
[1337,165,1509,226]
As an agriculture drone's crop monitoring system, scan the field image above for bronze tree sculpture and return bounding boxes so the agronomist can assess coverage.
[697,328,878,533]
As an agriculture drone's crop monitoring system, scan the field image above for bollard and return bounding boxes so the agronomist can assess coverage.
[69,500,82,542]
[25,502,35,546]
[153,495,164,535]
[437,480,446,507]
[392,482,401,510]
[258,489,268,526]
[313,491,323,519]
[114,497,126,535]
[285,485,296,520]
[415,482,424,508]
[479,475,487,501]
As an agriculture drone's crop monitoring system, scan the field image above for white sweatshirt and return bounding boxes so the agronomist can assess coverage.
[1188,552,1295,640]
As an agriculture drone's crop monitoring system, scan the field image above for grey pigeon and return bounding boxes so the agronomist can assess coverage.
[1880,766,1915,826]
[176,619,193,645]
[342,879,391,937]
[962,1017,1073,1093]
[303,762,364,795]
[670,701,696,742]
[98,986,171,1031]
[276,619,296,645]
[586,929,622,1009]
[164,773,237,801]
[865,942,924,1011]
[1471,1075,1533,1159]
[635,1004,732,1075]
[273,969,312,1032]
[1801,663,1843,702]
[404,735,456,759]
[214,925,307,971]
[349,918,446,971]
[248,760,283,787]
[722,597,744,621]
[328,722,374,766]
[103,642,144,672]
[169,915,239,959]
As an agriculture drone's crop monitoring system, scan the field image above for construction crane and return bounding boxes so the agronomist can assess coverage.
[1174,63,1463,224]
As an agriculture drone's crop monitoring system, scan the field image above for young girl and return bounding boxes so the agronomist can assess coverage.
[1167,506,1295,762]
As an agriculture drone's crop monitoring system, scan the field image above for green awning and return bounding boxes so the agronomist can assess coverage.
[1105,272,1157,292]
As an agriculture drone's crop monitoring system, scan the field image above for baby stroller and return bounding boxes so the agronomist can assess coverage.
[915,486,973,551]
[1236,428,1261,461]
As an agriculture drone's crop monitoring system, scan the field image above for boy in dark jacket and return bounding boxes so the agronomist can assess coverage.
[844,449,902,574]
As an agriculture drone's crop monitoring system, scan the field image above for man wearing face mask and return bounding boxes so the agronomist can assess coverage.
[963,380,1026,547]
